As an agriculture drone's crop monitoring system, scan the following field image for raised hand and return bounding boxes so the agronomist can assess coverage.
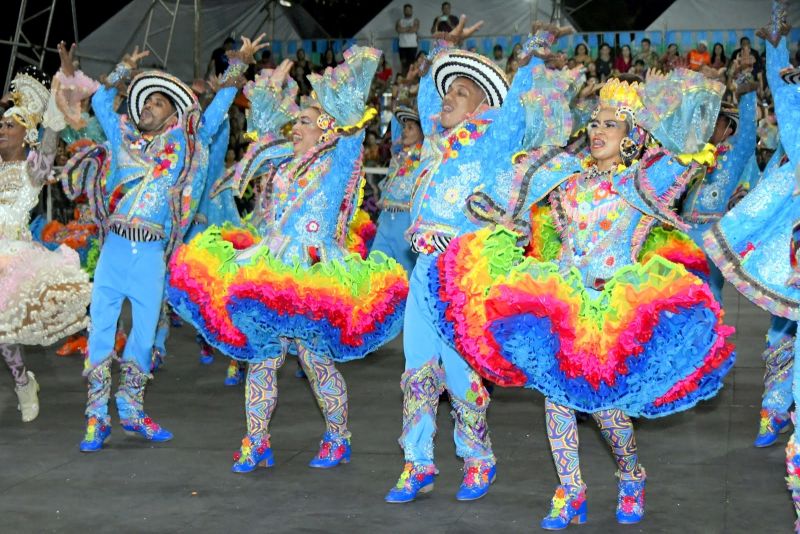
[270,58,294,86]
[756,21,790,47]
[645,68,668,83]
[433,15,483,45]
[531,21,573,39]
[122,45,150,69]
[232,33,270,64]
[57,41,77,77]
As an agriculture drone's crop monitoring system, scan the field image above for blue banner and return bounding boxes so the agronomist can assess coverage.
[287,41,297,54]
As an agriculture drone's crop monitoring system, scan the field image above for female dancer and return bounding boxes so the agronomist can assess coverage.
[0,69,91,421]
[429,69,735,527]
[168,47,408,472]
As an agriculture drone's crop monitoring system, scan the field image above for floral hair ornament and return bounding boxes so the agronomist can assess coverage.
[4,70,50,147]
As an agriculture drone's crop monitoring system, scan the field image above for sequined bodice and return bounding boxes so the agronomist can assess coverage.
[555,169,641,280]
[0,161,39,240]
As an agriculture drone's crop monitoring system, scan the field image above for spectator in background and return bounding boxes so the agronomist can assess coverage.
[506,54,519,80]
[374,55,393,93]
[687,40,711,71]
[614,44,633,73]
[492,44,505,67]
[396,4,419,74]
[710,42,727,69]
[291,63,312,98]
[595,43,613,81]
[585,60,598,81]
[431,2,459,33]
[295,48,314,77]
[631,58,646,78]
[635,37,659,68]
[731,36,762,78]
[572,43,592,66]
[257,50,276,70]
[207,36,235,77]
[661,42,681,71]
[319,48,338,71]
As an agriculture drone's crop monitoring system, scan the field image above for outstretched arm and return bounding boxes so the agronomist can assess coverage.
[199,34,270,144]
[91,45,150,147]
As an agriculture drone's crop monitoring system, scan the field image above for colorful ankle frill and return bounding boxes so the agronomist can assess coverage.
[616,469,646,524]
[309,432,351,468]
[232,434,274,473]
[385,462,437,503]
[540,485,587,530]
[456,459,496,501]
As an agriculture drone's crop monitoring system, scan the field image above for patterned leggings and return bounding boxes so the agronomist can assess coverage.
[245,341,349,439]
[545,400,642,487]
[1,344,28,386]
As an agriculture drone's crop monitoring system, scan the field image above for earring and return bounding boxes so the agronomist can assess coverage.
[619,136,638,164]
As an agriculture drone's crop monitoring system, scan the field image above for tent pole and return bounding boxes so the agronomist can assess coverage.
[39,0,58,68]
[5,0,27,93]
[194,0,202,79]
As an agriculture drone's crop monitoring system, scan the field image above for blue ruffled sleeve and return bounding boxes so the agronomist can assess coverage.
[766,37,790,94]
[416,70,438,137]
[91,85,121,152]
[198,86,237,145]
[637,68,725,155]
[484,56,540,149]
[732,91,757,159]
[244,70,299,138]
[767,37,800,163]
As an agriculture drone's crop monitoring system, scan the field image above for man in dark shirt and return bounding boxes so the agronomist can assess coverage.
[208,37,235,77]
[430,2,459,33]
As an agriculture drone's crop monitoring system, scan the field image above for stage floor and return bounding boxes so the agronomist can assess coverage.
[0,285,794,533]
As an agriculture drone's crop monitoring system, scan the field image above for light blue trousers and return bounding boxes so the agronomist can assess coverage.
[87,233,166,373]
[399,253,494,465]
[371,210,417,275]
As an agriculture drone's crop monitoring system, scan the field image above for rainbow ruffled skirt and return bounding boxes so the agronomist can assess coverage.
[430,227,735,417]
[167,224,409,362]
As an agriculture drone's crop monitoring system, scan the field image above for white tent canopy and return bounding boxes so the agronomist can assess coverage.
[77,0,301,82]
[647,0,800,31]
[355,0,574,46]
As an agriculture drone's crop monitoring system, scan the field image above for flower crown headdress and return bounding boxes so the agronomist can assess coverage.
[4,72,50,147]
